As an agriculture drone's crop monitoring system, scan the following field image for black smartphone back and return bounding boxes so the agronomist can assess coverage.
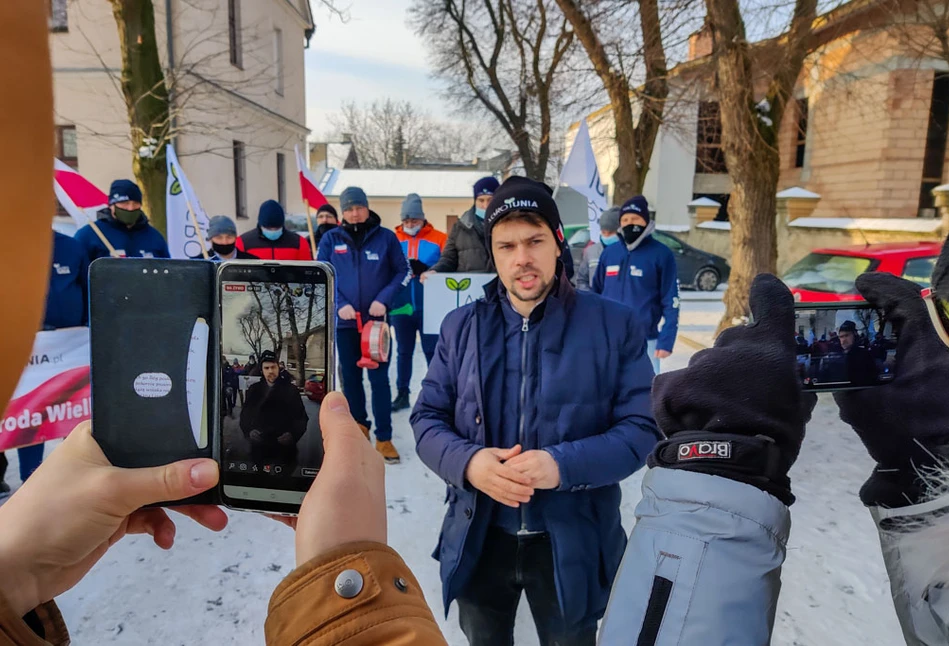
[89,258,219,504]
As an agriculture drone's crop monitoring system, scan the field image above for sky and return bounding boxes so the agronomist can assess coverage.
[304,0,455,139]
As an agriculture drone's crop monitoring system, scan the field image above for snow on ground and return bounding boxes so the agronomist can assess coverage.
[5,295,903,644]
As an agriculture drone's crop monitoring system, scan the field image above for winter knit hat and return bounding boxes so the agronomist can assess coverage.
[598,207,621,233]
[484,176,562,256]
[620,195,650,224]
[473,176,500,199]
[340,186,369,211]
[400,193,424,220]
[207,215,238,239]
[257,200,285,228]
[316,203,338,220]
[108,179,142,205]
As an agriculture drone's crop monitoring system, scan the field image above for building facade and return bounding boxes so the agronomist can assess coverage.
[51,0,312,234]
[571,0,949,235]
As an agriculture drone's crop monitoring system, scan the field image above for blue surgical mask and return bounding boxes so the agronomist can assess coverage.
[475,208,486,219]
[402,224,422,236]
[261,227,282,241]
[601,234,619,246]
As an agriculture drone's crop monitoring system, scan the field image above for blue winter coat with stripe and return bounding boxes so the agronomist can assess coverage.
[317,212,412,329]
[592,234,680,352]
[410,274,660,628]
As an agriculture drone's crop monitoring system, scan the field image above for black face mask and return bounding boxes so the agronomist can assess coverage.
[316,222,337,237]
[622,224,645,245]
[212,242,236,256]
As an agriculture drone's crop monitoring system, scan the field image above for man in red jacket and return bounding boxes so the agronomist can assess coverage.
[237,199,312,260]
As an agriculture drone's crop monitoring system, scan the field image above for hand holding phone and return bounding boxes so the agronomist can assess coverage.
[834,271,949,507]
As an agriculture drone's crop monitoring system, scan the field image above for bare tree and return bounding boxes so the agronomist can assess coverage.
[554,0,670,203]
[238,306,267,361]
[109,0,171,231]
[706,0,818,331]
[409,0,575,181]
[245,284,326,385]
[327,99,507,168]
[328,99,432,169]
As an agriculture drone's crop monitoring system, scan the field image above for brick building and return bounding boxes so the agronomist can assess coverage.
[571,0,949,234]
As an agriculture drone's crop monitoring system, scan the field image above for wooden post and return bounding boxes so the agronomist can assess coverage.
[304,201,317,259]
[88,220,119,256]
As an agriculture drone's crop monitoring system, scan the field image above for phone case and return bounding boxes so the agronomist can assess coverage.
[89,258,221,506]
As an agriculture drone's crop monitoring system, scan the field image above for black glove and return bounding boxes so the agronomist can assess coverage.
[648,274,817,505]
[409,259,429,277]
[834,272,949,507]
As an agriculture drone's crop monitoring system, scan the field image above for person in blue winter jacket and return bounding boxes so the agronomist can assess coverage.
[592,195,679,374]
[0,231,89,498]
[317,186,411,465]
[411,176,659,646]
[73,179,170,262]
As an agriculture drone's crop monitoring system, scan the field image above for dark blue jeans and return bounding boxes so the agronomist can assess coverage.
[391,313,438,392]
[0,444,44,484]
[337,327,393,441]
[457,528,597,646]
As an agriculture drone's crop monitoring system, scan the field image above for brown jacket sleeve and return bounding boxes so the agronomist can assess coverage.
[0,594,69,646]
[266,542,447,646]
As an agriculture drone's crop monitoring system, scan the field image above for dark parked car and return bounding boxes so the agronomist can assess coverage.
[566,227,730,291]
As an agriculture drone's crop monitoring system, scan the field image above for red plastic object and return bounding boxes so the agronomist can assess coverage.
[354,312,390,370]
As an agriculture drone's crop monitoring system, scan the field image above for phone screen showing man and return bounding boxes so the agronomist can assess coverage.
[218,263,332,512]
[794,305,896,391]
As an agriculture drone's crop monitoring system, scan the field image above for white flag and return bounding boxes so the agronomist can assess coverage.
[166,144,210,259]
[560,120,608,240]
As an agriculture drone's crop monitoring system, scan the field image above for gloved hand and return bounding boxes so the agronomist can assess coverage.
[648,274,817,505]
[834,271,949,507]
[409,259,429,277]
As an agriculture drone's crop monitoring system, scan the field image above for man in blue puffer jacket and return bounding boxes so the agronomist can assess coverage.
[318,186,411,464]
[73,179,170,262]
[592,195,678,374]
[411,176,659,646]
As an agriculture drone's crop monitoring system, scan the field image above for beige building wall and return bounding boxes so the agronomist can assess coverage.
[50,0,310,234]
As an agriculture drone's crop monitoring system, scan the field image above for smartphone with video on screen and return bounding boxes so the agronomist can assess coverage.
[793,302,897,392]
[217,261,335,515]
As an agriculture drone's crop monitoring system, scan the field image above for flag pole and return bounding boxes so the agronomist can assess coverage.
[88,220,118,256]
[184,194,210,259]
[304,199,317,259]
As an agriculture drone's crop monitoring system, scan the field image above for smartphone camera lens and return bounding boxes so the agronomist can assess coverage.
[270,267,276,274]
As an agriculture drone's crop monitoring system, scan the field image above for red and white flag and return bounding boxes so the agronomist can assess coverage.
[53,159,108,229]
[295,144,328,210]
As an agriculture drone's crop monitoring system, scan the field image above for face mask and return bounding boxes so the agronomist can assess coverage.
[403,224,422,236]
[113,207,142,226]
[212,242,236,256]
[622,224,645,246]
[475,208,486,219]
[601,234,619,246]
[261,227,283,241]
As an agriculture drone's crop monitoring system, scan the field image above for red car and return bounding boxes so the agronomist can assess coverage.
[783,241,941,302]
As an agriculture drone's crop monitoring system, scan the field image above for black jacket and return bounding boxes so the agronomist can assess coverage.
[239,379,309,443]
[430,206,574,279]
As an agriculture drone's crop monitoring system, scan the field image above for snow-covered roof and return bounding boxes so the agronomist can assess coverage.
[323,168,493,198]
